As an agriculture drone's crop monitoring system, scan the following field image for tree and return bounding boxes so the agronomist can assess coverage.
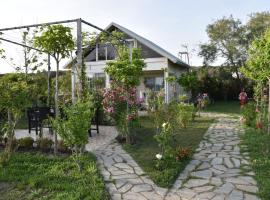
[177,71,200,97]
[21,28,44,79]
[34,25,75,153]
[52,97,95,171]
[0,74,31,165]
[104,45,145,144]
[242,29,270,133]
[199,12,270,91]
[246,11,270,42]
[198,16,246,89]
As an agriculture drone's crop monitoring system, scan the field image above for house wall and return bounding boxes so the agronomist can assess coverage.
[167,60,189,100]
[85,57,167,77]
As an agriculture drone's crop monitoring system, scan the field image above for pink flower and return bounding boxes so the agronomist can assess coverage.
[107,107,114,114]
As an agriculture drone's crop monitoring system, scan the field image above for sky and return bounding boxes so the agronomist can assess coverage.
[0,0,269,73]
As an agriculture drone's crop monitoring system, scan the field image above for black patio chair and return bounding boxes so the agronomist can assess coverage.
[27,106,55,136]
[88,107,99,137]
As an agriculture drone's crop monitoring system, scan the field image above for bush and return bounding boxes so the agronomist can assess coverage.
[58,140,70,153]
[175,146,190,161]
[37,138,53,152]
[18,137,34,149]
[241,102,256,126]
[177,103,195,128]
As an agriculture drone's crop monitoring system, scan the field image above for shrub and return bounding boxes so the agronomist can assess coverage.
[58,140,70,153]
[241,102,256,126]
[154,122,174,157]
[175,146,190,161]
[147,90,166,134]
[103,83,140,142]
[177,103,194,128]
[52,97,95,171]
[37,138,53,152]
[18,137,34,149]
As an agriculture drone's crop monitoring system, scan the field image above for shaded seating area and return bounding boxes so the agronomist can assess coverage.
[27,106,55,135]
[27,106,100,137]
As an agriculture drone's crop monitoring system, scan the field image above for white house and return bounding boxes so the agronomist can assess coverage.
[66,22,190,103]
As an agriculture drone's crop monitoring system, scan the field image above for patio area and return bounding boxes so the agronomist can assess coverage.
[14,125,118,152]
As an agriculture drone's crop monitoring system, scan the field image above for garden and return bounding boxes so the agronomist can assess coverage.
[0,11,270,200]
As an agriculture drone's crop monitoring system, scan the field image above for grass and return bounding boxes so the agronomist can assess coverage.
[0,152,109,200]
[123,116,213,188]
[241,128,270,200]
[204,101,240,115]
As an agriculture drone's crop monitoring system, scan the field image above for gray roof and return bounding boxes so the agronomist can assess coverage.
[106,22,189,67]
[63,22,189,68]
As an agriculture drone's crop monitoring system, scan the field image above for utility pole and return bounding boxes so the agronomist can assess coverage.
[178,44,190,65]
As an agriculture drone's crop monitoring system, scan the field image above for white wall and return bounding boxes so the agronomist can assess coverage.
[167,60,189,100]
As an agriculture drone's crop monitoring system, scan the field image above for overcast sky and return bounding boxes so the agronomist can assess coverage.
[0,0,269,73]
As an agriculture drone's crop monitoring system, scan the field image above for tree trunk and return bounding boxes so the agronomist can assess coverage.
[54,60,59,154]
[268,78,270,134]
[6,110,14,153]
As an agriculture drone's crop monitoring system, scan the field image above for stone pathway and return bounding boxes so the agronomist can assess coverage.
[92,115,260,200]
[167,117,260,200]
[13,114,260,199]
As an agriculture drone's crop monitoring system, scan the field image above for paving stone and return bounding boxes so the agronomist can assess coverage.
[212,194,225,200]
[115,179,127,189]
[213,164,227,171]
[195,192,216,199]
[238,176,257,185]
[112,174,138,180]
[193,185,214,193]
[191,169,212,179]
[114,163,132,169]
[236,184,258,193]
[131,184,152,192]
[111,193,122,200]
[225,177,251,185]
[244,193,260,200]
[122,193,147,200]
[210,177,223,186]
[224,157,234,168]
[231,158,241,167]
[176,187,196,199]
[118,182,133,193]
[142,192,163,200]
[211,157,223,165]
[228,189,244,200]
[215,183,234,194]
[197,162,211,170]
[185,179,209,188]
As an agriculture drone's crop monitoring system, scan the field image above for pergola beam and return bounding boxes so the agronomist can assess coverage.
[0,37,45,53]
[0,19,78,32]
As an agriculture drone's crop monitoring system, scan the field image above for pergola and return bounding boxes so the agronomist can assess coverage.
[0,18,130,105]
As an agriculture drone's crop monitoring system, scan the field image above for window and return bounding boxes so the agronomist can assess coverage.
[106,43,116,60]
[97,44,106,61]
[87,73,106,89]
[144,76,164,91]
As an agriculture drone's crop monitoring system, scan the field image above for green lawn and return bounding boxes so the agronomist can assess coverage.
[241,128,270,200]
[204,101,240,115]
[123,116,213,188]
[0,152,109,200]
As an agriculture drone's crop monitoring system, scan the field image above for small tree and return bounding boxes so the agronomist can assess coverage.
[0,74,31,165]
[34,25,75,153]
[104,46,145,144]
[52,96,95,171]
[242,29,270,133]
